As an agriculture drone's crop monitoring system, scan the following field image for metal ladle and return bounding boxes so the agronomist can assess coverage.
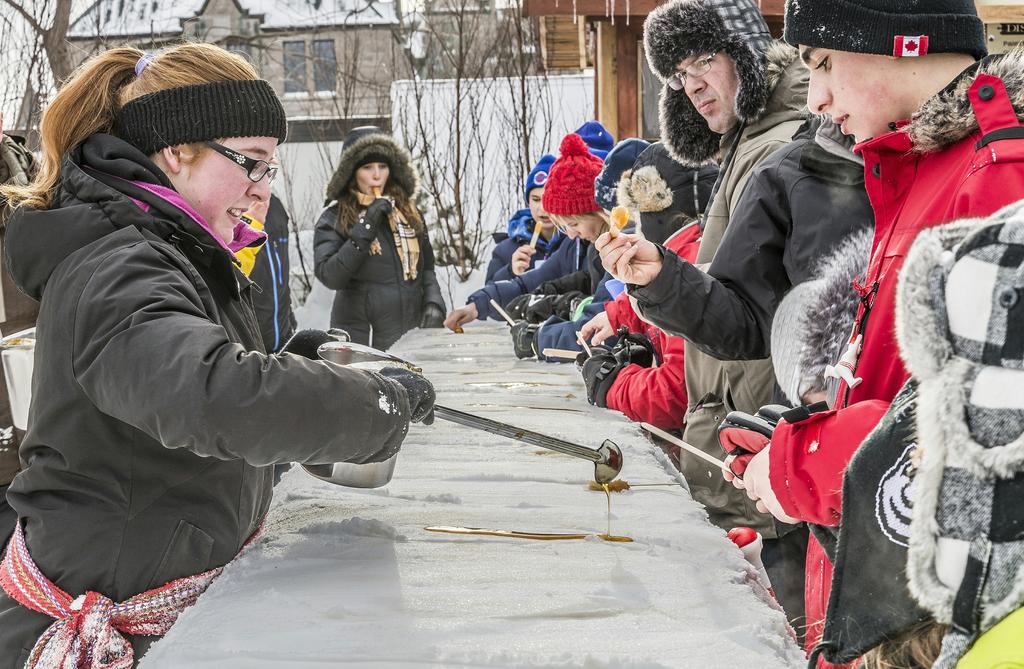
[316,341,623,484]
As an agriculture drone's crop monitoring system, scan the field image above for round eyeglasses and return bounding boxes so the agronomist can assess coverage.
[667,52,718,91]
[205,141,279,184]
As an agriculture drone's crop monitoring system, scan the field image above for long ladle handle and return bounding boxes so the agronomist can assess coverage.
[433,405,601,463]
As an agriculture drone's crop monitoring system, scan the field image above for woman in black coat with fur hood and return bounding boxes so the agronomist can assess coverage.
[315,126,445,350]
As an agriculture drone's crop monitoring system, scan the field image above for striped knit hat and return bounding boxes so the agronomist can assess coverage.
[542,133,605,216]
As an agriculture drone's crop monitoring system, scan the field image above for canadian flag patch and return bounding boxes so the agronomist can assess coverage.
[893,35,929,57]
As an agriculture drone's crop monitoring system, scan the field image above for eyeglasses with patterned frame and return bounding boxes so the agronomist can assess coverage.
[204,141,279,184]
[667,52,719,91]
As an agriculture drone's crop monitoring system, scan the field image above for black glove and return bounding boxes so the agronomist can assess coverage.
[363,198,394,230]
[349,215,378,249]
[609,329,657,369]
[505,294,534,321]
[379,367,436,425]
[420,303,445,328]
[510,320,540,359]
[552,290,587,320]
[524,294,559,323]
[537,270,591,296]
[575,344,611,369]
[580,350,622,407]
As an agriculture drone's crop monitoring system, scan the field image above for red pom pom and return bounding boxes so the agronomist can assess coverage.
[727,527,758,548]
[558,132,591,158]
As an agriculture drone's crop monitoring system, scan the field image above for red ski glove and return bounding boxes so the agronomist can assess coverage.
[717,408,779,480]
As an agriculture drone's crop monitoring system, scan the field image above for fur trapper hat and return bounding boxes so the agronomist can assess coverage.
[896,200,1024,668]
[326,126,418,201]
[644,0,773,166]
[616,142,719,244]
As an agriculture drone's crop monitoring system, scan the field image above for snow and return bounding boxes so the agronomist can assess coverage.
[140,324,803,668]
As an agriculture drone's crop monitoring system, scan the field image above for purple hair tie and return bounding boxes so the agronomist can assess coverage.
[134,52,155,77]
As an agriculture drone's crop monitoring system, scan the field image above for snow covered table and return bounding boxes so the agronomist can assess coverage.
[142,323,802,668]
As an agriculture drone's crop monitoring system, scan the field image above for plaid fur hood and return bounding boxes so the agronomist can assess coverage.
[895,199,1024,668]
[908,48,1024,152]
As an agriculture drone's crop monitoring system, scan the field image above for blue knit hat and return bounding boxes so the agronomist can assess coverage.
[524,154,556,204]
[594,138,650,210]
[574,121,615,159]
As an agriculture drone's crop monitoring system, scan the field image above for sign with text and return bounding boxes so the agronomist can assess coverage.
[987,22,1024,53]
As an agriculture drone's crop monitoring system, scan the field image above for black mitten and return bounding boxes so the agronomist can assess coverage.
[510,320,540,359]
[553,291,587,319]
[524,295,559,323]
[610,329,657,368]
[378,367,436,424]
[505,294,534,321]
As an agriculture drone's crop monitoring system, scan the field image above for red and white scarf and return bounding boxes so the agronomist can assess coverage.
[1,521,260,668]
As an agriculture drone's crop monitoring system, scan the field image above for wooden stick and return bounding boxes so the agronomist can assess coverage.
[577,332,593,356]
[640,422,729,470]
[542,348,580,360]
[489,299,517,326]
[529,226,542,248]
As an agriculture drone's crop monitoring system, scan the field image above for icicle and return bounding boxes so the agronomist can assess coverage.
[610,0,615,25]
[626,0,631,25]
[572,0,577,24]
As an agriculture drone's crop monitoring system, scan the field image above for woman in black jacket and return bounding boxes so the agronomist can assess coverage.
[315,127,445,350]
[0,44,434,666]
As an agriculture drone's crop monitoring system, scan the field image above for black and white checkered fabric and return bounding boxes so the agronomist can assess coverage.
[704,0,772,54]
[903,203,1024,668]
[946,221,1024,371]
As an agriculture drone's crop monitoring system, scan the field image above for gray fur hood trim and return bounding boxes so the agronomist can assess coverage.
[325,133,418,201]
[907,49,1024,153]
[771,228,872,404]
[657,41,798,167]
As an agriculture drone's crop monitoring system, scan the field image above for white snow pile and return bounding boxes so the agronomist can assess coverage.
[141,324,804,669]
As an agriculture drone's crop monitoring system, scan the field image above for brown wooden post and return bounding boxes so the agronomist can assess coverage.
[596,20,619,137]
[615,21,639,140]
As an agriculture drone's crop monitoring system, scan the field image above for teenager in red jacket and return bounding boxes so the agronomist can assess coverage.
[580,223,700,430]
[717,0,1024,660]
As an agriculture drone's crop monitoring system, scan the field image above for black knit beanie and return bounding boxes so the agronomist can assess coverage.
[784,0,987,60]
[116,79,288,156]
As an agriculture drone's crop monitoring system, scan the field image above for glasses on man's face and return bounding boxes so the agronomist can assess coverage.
[204,141,278,184]
[667,52,718,91]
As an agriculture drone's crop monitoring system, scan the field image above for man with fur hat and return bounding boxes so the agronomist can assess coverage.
[595,0,813,602]
[721,0,1024,660]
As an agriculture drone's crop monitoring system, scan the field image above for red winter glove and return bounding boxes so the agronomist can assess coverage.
[717,409,776,480]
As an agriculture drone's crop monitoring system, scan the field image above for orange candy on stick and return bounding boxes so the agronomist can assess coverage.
[609,206,630,238]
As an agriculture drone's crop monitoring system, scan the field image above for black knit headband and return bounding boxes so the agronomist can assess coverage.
[116,79,288,156]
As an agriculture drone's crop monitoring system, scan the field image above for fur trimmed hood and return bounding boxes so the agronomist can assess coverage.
[771,228,872,404]
[656,41,802,167]
[908,49,1024,152]
[325,129,418,202]
[896,199,1024,668]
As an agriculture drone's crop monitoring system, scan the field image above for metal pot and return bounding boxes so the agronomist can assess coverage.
[1,328,35,431]
[299,339,402,489]
[301,455,399,489]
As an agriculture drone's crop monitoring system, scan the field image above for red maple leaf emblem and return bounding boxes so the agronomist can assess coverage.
[906,40,918,52]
